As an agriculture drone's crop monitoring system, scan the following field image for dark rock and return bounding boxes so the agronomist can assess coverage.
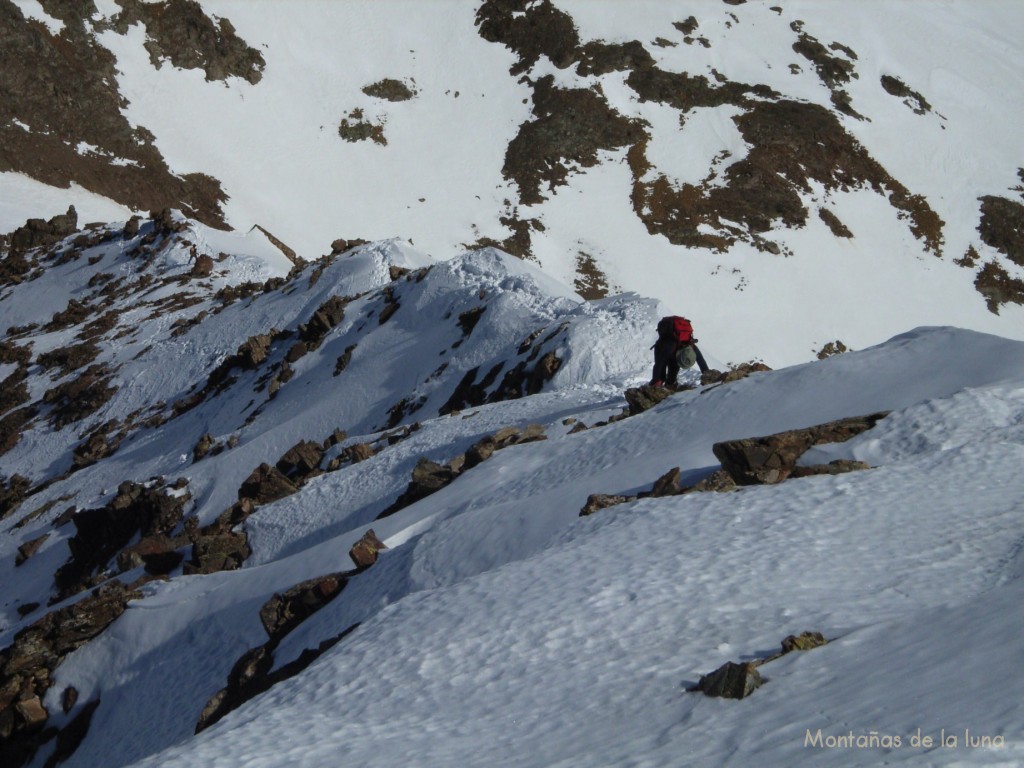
[237,334,271,368]
[781,631,828,653]
[54,480,190,598]
[349,529,387,569]
[185,531,250,575]
[790,460,871,478]
[579,493,635,517]
[9,207,78,253]
[275,441,323,483]
[376,457,459,519]
[0,581,139,759]
[1,475,32,521]
[624,384,673,415]
[238,463,298,504]
[343,443,374,464]
[258,573,348,641]
[284,341,308,363]
[196,623,358,735]
[192,433,216,462]
[684,469,737,494]
[697,661,762,699]
[191,254,214,276]
[712,412,888,485]
[649,467,682,497]
[61,688,78,715]
[15,534,48,566]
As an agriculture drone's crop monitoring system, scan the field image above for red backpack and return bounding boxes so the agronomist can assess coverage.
[657,315,694,344]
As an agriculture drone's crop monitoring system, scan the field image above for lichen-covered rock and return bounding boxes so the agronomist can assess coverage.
[781,631,828,653]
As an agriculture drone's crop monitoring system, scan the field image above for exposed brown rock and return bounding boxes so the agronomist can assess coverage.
[781,631,828,653]
[349,529,387,569]
[191,254,214,277]
[624,384,673,415]
[579,493,635,517]
[238,463,298,504]
[275,441,324,483]
[712,412,887,485]
[15,534,48,566]
[376,457,460,519]
[54,480,191,598]
[259,573,349,641]
[362,78,416,102]
[0,581,140,764]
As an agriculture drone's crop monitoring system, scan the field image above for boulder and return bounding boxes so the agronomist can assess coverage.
[258,573,348,641]
[781,631,828,653]
[238,463,298,504]
[376,457,459,519]
[191,254,214,277]
[697,661,763,699]
[648,467,682,497]
[275,440,323,482]
[349,529,387,569]
[185,532,250,575]
[624,384,673,415]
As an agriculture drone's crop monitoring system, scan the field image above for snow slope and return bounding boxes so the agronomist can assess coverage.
[3,0,1023,366]
[42,327,1024,768]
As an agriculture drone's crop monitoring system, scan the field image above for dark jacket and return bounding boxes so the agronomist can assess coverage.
[652,336,708,386]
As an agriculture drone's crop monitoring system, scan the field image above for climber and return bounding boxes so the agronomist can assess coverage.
[651,315,709,387]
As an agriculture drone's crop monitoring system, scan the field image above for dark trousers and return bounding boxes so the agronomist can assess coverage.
[652,339,708,385]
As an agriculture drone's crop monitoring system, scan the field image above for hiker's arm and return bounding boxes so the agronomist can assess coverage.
[693,343,709,373]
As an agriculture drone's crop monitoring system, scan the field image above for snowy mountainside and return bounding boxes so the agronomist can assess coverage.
[0,209,1023,766]
[2,0,1023,366]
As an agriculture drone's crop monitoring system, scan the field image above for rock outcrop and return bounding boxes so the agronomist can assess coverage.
[712,412,888,485]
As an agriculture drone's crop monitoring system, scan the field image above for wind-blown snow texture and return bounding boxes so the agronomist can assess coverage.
[1,211,1022,766]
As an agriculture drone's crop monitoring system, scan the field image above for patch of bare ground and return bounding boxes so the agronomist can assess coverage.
[42,363,117,429]
[790,21,857,88]
[338,109,387,146]
[789,22,863,119]
[0,2,228,225]
[975,261,1024,313]
[575,40,654,77]
[574,251,610,299]
[362,78,416,102]
[110,0,265,83]
[476,0,581,75]
[465,216,539,260]
[504,76,646,205]
[880,75,932,115]
[629,99,944,254]
[978,195,1024,267]
[819,208,852,238]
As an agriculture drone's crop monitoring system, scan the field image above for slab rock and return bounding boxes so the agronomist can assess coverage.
[712,412,888,485]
